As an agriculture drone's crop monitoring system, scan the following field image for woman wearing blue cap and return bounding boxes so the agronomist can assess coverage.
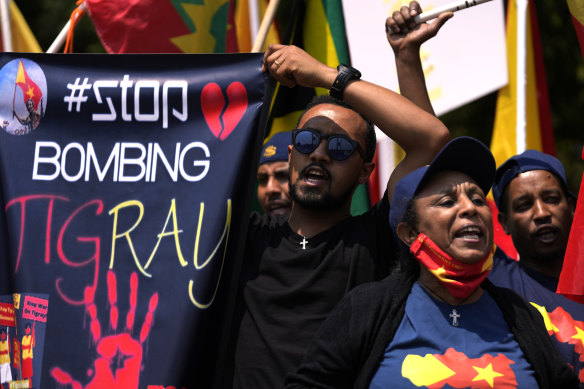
[285,137,578,389]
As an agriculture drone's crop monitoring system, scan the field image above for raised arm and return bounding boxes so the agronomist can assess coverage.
[263,43,450,201]
[386,1,453,115]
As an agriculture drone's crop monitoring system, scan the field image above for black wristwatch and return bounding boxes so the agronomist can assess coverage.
[329,64,361,101]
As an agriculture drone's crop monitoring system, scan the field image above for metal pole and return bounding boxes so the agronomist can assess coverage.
[47,2,86,53]
[1,0,12,52]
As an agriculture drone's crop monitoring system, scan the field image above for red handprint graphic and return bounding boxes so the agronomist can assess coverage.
[51,271,158,389]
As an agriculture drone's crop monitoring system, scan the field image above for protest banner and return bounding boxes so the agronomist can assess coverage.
[0,52,268,388]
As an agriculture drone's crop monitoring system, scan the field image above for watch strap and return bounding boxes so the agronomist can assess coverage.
[329,64,361,101]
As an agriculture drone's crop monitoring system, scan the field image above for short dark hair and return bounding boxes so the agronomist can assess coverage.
[296,95,376,162]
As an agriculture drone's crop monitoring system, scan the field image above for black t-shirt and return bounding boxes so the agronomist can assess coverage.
[233,194,397,389]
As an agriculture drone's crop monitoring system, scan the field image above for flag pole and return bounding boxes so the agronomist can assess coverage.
[12,59,20,118]
[0,0,12,52]
[515,0,528,154]
[251,0,281,52]
[47,2,86,53]
[249,0,260,49]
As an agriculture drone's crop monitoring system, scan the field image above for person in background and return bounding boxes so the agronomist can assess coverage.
[490,150,583,379]
[256,131,293,217]
[386,1,584,381]
[285,136,578,389]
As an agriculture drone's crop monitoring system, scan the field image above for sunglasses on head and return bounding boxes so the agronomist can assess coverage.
[292,128,366,161]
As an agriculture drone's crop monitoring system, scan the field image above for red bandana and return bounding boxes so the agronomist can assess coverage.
[410,233,494,299]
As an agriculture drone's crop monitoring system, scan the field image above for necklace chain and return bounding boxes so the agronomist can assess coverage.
[418,281,478,327]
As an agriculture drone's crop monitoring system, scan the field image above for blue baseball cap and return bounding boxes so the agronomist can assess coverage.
[390,137,496,234]
[259,131,292,165]
[492,149,573,210]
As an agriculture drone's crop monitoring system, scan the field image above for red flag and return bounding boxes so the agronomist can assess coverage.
[367,148,381,205]
[488,200,518,260]
[15,59,42,111]
[85,0,191,53]
[558,147,584,303]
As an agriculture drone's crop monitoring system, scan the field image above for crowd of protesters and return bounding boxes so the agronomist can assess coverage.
[229,2,583,388]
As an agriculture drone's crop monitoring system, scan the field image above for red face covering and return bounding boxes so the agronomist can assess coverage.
[410,233,494,299]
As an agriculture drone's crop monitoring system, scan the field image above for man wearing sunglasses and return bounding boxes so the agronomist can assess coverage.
[231,43,450,389]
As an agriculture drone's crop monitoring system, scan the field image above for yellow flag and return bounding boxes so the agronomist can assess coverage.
[3,1,42,52]
[490,0,554,167]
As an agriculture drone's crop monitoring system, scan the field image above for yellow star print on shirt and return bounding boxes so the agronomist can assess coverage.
[472,362,504,388]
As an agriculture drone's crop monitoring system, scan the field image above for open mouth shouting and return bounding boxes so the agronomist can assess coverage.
[454,224,484,244]
[300,164,331,187]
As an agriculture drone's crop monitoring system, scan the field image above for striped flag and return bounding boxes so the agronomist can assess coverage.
[490,0,554,260]
[1,1,41,52]
[267,0,370,214]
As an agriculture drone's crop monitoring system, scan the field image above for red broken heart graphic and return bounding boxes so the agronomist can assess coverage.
[201,82,248,140]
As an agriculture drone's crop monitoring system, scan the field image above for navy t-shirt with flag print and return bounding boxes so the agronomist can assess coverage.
[369,282,538,388]
[489,247,584,382]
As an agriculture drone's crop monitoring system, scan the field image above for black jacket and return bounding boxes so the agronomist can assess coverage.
[285,272,579,389]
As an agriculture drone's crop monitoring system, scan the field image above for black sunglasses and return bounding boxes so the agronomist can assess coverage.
[292,128,366,161]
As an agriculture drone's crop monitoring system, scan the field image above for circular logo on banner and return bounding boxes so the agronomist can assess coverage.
[0,58,48,135]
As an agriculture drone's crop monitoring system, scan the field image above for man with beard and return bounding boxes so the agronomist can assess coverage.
[230,44,450,389]
[257,131,293,217]
[386,1,584,381]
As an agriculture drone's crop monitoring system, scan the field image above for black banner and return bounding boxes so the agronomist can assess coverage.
[0,52,268,388]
